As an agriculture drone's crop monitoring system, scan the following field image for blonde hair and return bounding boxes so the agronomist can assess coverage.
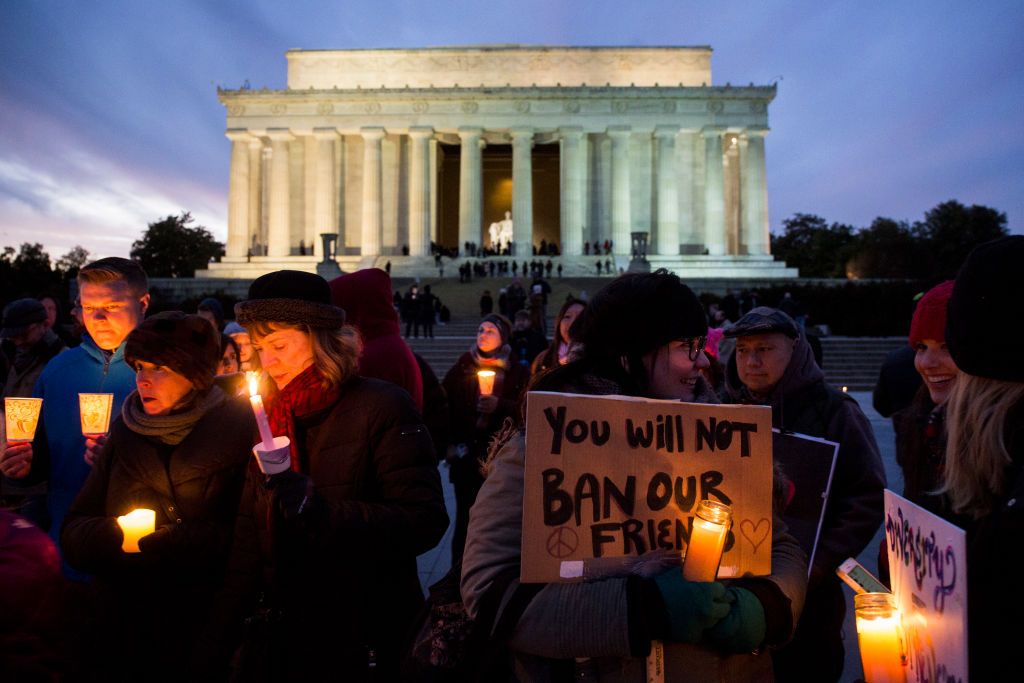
[247,320,362,390]
[78,257,149,297]
[941,372,1024,518]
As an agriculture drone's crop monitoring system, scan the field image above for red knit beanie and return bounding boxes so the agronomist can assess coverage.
[908,280,954,347]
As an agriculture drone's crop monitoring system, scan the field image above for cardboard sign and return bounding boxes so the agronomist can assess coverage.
[884,490,968,682]
[522,392,774,584]
[773,430,839,574]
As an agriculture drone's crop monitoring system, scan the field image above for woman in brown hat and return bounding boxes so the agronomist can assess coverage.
[61,311,255,681]
[221,270,448,682]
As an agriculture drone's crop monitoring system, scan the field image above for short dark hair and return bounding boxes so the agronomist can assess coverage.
[78,257,148,297]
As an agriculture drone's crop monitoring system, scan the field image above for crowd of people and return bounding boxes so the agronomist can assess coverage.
[0,235,1019,681]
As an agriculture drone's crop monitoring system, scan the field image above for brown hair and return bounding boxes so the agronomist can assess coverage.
[78,257,149,297]
[940,372,1024,518]
[247,320,362,390]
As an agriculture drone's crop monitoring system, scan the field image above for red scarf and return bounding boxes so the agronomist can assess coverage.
[266,365,339,471]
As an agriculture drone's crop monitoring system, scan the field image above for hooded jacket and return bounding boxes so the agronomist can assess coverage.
[329,269,423,411]
[27,335,137,549]
[725,334,885,579]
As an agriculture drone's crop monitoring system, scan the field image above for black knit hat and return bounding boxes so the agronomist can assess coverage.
[125,312,221,391]
[0,298,47,338]
[947,235,1024,382]
[480,313,512,345]
[235,270,346,330]
[571,270,706,359]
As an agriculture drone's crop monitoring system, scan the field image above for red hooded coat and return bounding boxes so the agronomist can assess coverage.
[329,269,424,411]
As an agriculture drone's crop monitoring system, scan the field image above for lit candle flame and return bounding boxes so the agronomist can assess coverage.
[246,371,261,397]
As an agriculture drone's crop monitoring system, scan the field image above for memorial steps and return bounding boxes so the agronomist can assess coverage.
[407,327,904,393]
[198,253,797,280]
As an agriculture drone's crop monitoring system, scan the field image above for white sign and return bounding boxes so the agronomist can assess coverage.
[884,490,968,683]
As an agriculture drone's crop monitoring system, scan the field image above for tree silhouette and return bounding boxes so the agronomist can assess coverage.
[130,212,224,278]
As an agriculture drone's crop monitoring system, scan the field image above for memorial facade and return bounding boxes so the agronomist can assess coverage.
[202,46,795,278]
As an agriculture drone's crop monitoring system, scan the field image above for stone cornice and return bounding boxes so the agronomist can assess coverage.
[218,84,776,101]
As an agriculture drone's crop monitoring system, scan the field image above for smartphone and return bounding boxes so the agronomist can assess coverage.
[836,557,889,594]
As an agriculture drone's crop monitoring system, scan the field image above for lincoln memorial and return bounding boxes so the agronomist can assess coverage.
[198,46,796,279]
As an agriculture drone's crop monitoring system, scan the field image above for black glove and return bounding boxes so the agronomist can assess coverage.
[266,470,316,521]
[137,524,175,557]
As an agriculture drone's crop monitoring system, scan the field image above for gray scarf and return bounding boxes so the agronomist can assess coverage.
[121,386,227,445]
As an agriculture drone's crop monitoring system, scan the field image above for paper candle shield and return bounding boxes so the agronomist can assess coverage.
[79,393,114,436]
[4,397,42,442]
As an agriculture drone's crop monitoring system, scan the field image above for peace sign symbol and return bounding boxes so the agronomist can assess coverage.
[546,526,579,558]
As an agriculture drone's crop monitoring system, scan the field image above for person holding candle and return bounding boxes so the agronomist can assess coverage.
[443,312,529,564]
[723,306,885,682]
[1,258,148,568]
[461,271,807,681]
[0,298,66,512]
[60,311,254,680]
[931,236,1024,681]
[214,270,448,681]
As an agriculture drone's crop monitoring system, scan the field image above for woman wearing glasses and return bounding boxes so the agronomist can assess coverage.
[460,270,806,682]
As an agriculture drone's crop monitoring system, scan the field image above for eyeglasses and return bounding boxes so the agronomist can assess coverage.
[681,336,708,361]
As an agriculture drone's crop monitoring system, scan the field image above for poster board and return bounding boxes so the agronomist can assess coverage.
[522,392,774,583]
[772,430,839,574]
[884,490,968,682]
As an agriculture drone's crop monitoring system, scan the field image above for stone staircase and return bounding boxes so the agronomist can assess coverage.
[819,336,905,392]
[407,321,904,392]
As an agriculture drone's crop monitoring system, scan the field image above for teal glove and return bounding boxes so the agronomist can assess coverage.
[653,570,731,643]
[705,587,766,653]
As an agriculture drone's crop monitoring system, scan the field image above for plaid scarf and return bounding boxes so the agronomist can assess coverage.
[266,365,339,471]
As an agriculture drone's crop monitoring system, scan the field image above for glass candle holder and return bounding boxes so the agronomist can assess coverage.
[682,499,732,581]
[855,592,906,683]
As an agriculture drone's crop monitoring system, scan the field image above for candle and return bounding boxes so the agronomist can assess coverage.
[682,500,732,582]
[246,371,276,451]
[855,593,906,683]
[79,393,114,437]
[117,508,155,553]
[4,397,43,442]
[477,370,496,396]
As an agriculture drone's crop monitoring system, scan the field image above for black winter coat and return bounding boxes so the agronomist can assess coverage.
[217,376,448,682]
[61,394,254,681]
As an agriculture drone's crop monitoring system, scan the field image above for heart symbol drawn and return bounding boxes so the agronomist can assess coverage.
[740,518,771,554]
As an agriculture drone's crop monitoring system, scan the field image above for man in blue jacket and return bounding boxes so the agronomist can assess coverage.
[0,257,148,562]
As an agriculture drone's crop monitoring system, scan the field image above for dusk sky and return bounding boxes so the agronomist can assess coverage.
[1,1,1021,261]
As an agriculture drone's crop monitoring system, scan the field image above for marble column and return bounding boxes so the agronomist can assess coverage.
[677,129,697,247]
[608,126,632,255]
[247,138,264,255]
[225,130,250,259]
[360,127,385,256]
[266,128,294,258]
[408,127,433,257]
[312,128,339,258]
[559,127,585,256]
[511,127,534,257]
[741,127,770,255]
[654,126,679,256]
[702,126,727,256]
[457,127,483,253]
